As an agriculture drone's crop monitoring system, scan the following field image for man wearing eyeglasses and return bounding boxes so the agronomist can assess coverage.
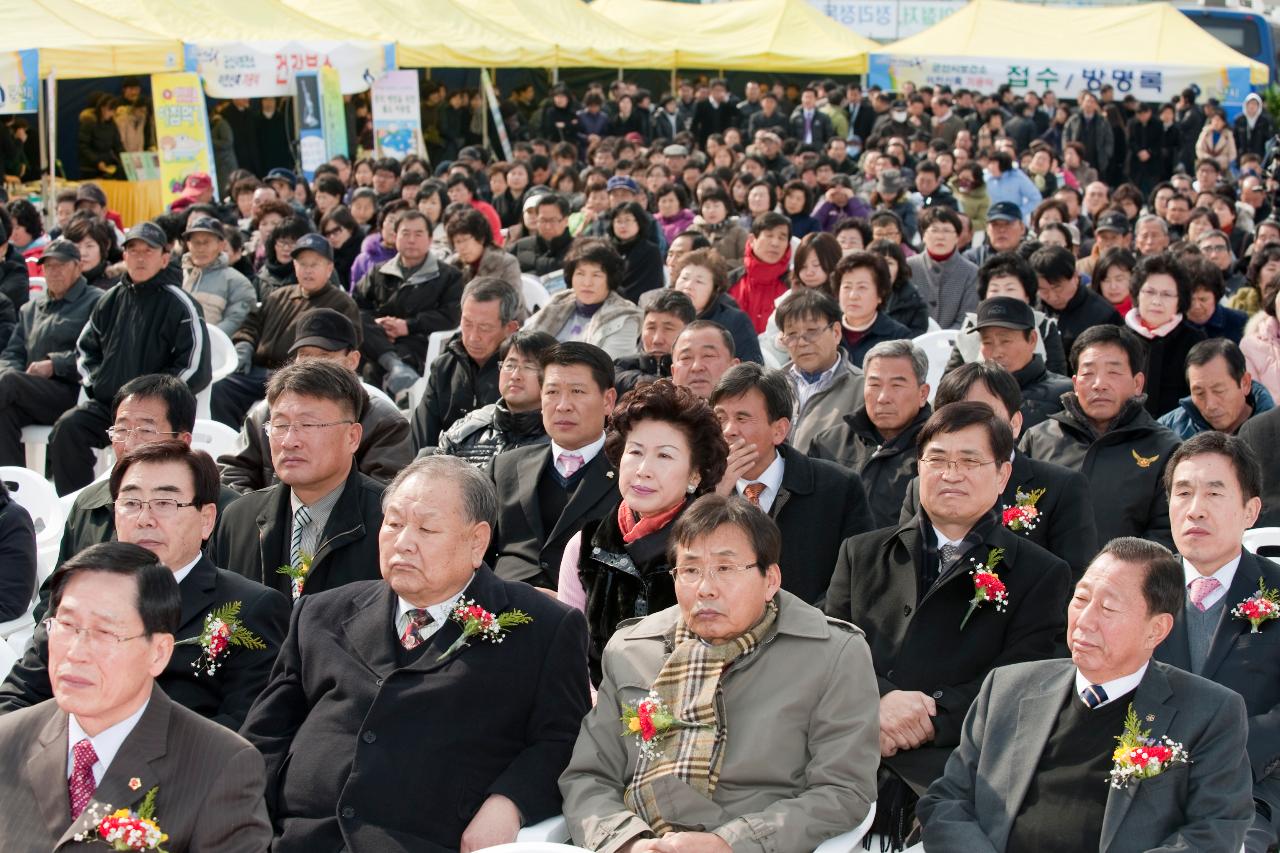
[212,359,384,599]
[0,542,273,850]
[1,442,289,732]
[825,402,1069,820]
[410,277,521,452]
[510,193,575,276]
[777,289,865,454]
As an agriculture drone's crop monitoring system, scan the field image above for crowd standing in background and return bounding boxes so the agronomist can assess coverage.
[1,71,1280,852]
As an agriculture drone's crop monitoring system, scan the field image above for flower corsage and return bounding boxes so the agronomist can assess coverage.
[74,786,169,851]
[620,691,708,759]
[276,552,312,599]
[1108,705,1189,789]
[174,602,265,676]
[959,547,1008,631]
[1001,488,1046,533]
[1232,577,1280,634]
[436,599,532,661]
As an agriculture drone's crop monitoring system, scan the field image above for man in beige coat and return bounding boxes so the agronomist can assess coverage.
[560,494,879,853]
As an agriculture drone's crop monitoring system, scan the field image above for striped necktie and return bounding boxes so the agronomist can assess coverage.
[1082,683,1109,709]
[289,505,311,599]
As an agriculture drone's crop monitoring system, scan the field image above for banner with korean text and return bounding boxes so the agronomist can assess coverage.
[868,55,1254,108]
[0,50,38,114]
[372,70,424,161]
[151,72,216,204]
[184,42,394,98]
[808,0,965,41]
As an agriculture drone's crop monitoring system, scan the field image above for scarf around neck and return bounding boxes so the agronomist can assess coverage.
[617,498,687,545]
[624,598,780,834]
[1124,307,1182,339]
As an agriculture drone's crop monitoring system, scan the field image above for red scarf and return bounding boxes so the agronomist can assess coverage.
[730,236,791,333]
[617,498,686,545]
[927,248,956,262]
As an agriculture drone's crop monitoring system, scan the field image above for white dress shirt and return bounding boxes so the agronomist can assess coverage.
[550,432,607,476]
[736,450,785,513]
[1181,552,1240,613]
[67,699,150,784]
[171,554,201,586]
[395,579,473,646]
[1074,662,1148,709]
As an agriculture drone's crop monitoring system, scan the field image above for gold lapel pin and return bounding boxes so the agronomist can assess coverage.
[128,777,142,791]
[606,471,615,479]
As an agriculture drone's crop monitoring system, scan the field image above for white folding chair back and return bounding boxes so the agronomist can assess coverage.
[207,325,238,383]
[541,271,567,294]
[21,425,52,475]
[813,801,877,852]
[926,315,942,333]
[1243,527,1280,562]
[521,275,552,315]
[517,816,570,843]
[913,330,959,404]
[0,465,64,581]
[363,381,393,408]
[0,637,17,681]
[426,328,457,372]
[191,419,244,461]
[474,844,588,853]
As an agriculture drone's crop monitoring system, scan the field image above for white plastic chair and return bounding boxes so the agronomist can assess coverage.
[1243,527,1280,563]
[191,419,243,461]
[426,328,457,372]
[813,801,877,853]
[198,325,238,420]
[475,845,585,853]
[0,637,17,681]
[0,466,63,582]
[363,381,393,408]
[914,329,959,405]
[541,271,567,294]
[22,385,89,475]
[522,275,552,315]
[926,315,942,333]
[516,816,571,843]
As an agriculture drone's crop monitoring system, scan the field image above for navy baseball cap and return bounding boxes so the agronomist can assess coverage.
[290,308,358,354]
[607,175,640,194]
[970,296,1035,332]
[291,232,334,261]
[123,221,168,250]
[265,168,298,189]
[1095,210,1131,234]
[182,216,224,239]
[986,201,1023,223]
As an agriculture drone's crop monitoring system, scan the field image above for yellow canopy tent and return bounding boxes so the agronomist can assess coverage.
[591,0,875,74]
[465,0,674,69]
[871,0,1267,103]
[8,0,182,78]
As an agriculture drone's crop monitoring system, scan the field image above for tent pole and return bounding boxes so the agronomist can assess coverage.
[552,67,559,85]
[617,68,624,83]
[671,67,677,95]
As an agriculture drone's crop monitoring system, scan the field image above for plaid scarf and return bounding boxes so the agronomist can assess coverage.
[624,598,779,834]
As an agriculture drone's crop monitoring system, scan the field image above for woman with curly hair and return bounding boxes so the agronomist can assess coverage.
[557,378,729,680]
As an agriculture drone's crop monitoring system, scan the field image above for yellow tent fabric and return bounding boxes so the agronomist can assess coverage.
[591,0,875,73]
[876,0,1268,86]
[465,0,674,69]
[128,0,374,47]
[8,0,182,78]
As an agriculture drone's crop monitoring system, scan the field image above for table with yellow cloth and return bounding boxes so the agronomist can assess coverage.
[97,179,166,228]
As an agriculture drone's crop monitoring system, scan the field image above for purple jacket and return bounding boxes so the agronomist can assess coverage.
[348,232,396,292]
[657,209,696,244]
[812,198,873,233]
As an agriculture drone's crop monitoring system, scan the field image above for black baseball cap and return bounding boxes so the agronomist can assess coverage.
[970,296,1036,332]
[986,201,1023,223]
[182,216,224,239]
[122,221,168,250]
[37,238,81,264]
[1095,210,1131,234]
[290,308,358,354]
[291,232,334,261]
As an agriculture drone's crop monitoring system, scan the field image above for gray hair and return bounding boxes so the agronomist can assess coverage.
[1135,214,1168,235]
[383,455,498,529]
[863,339,928,384]
[463,276,526,326]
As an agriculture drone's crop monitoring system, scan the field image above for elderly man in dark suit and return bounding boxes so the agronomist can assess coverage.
[487,342,619,589]
[710,362,873,604]
[1,441,289,729]
[902,362,1099,580]
[825,402,1071,830]
[920,537,1254,853]
[0,542,271,852]
[212,359,384,600]
[239,454,591,852]
[1156,432,1280,852]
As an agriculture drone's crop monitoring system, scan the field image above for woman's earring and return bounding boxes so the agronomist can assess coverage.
[687,483,697,494]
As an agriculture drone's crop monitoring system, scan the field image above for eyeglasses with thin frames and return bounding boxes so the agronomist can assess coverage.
[263,420,355,439]
[669,563,760,585]
[43,617,147,650]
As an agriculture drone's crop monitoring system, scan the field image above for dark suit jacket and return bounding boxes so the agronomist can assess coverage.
[825,513,1070,790]
[767,444,873,605]
[211,463,385,598]
[239,567,591,852]
[1,555,289,729]
[919,659,1254,853]
[487,443,618,589]
[900,450,1099,581]
[1155,550,1280,851]
[0,684,271,852]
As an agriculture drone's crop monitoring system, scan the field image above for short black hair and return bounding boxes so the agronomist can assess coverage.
[710,361,794,422]
[775,288,841,330]
[645,289,697,325]
[498,329,558,368]
[445,207,494,246]
[915,400,1014,462]
[1164,430,1262,502]
[266,358,365,422]
[749,211,791,238]
[1185,337,1247,384]
[679,319,736,357]
[537,192,572,218]
[979,252,1037,300]
[50,542,181,636]
[111,374,197,434]
[110,439,220,509]
[373,157,402,178]
[934,362,1022,418]
[668,493,780,572]
[1069,324,1147,376]
[540,341,616,393]
[1131,251,1192,314]
[1092,537,1184,619]
[1028,244,1076,284]
[1091,248,1137,301]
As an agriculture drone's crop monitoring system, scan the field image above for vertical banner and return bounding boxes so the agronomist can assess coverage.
[371,70,424,161]
[295,70,325,182]
[480,70,513,163]
[0,50,38,114]
[320,65,349,162]
[151,72,216,204]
